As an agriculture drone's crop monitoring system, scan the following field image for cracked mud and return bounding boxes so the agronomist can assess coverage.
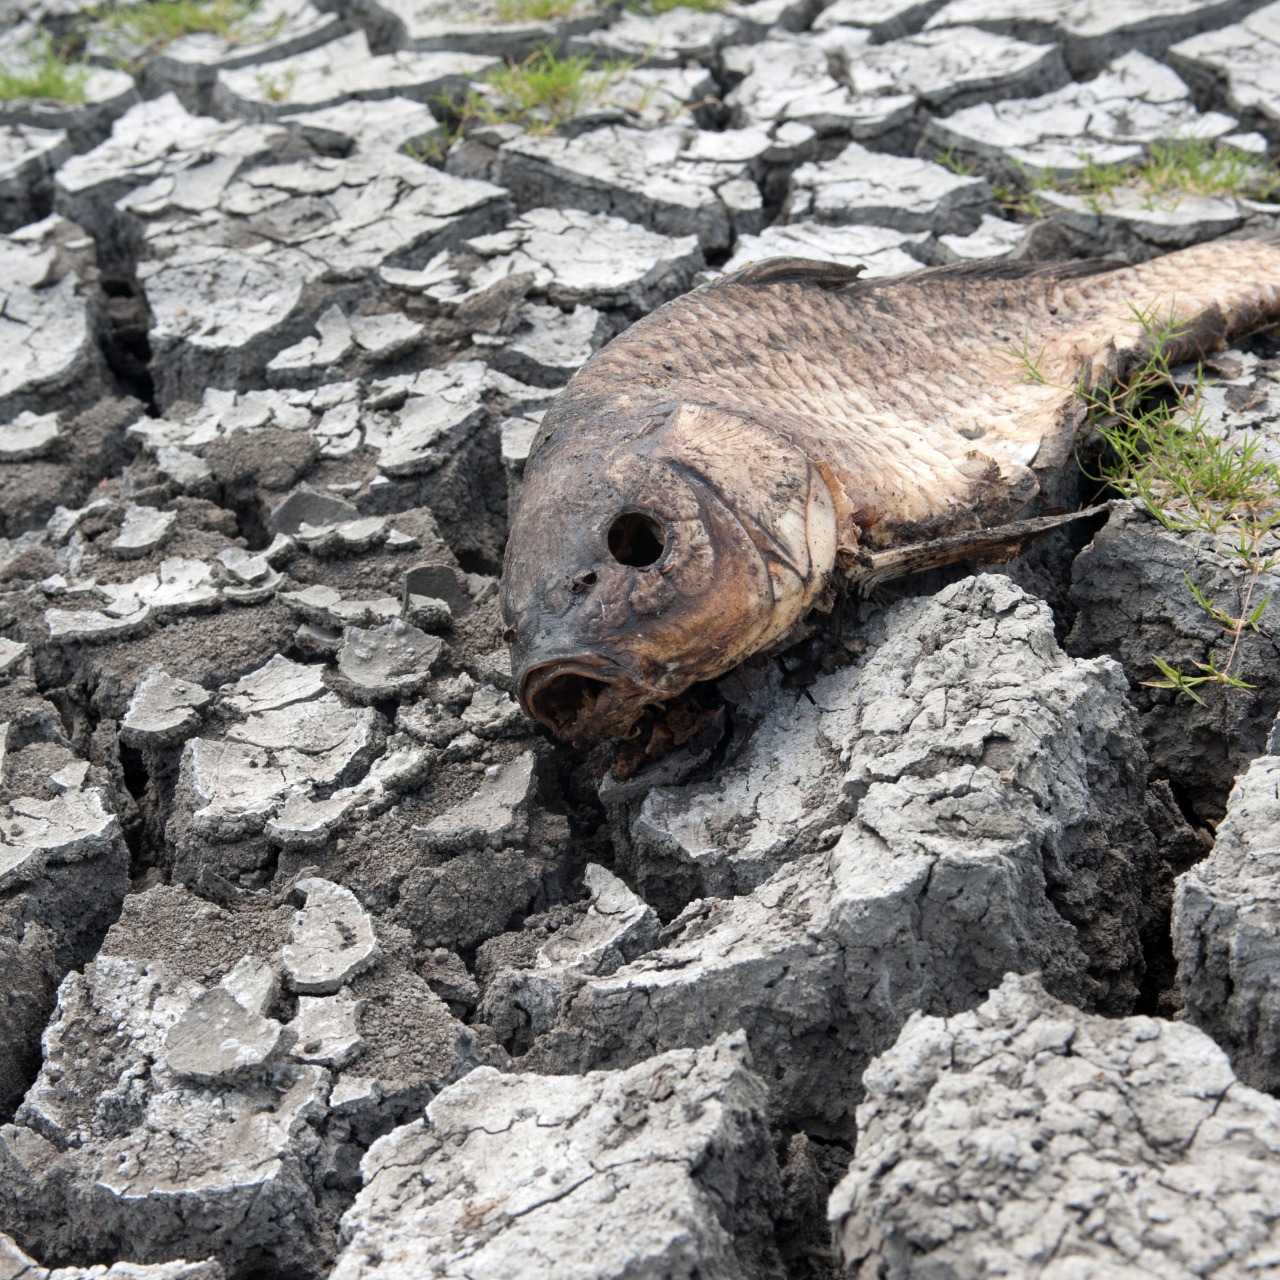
[3,0,1280,1277]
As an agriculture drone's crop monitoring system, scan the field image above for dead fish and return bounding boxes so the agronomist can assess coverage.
[501,239,1280,742]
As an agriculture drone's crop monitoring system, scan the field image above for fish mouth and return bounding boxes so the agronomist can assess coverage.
[518,657,658,743]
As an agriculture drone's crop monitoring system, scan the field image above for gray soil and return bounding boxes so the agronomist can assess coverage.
[2,0,1280,1277]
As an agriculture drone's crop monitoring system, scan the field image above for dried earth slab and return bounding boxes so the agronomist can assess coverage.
[0,396,139,539]
[1174,739,1280,1092]
[719,221,926,277]
[0,216,107,423]
[351,0,609,57]
[483,65,715,135]
[924,0,1262,76]
[121,0,345,112]
[332,1032,783,1280]
[121,151,509,404]
[0,679,130,1117]
[1030,183,1246,256]
[167,653,436,874]
[723,35,914,139]
[477,302,609,387]
[413,749,535,854]
[1169,0,1280,131]
[831,971,1280,1278]
[486,123,816,251]
[812,0,958,41]
[933,212,1027,261]
[120,666,214,749]
[53,94,293,246]
[477,863,659,1053]
[267,303,424,388]
[923,51,1238,179]
[404,206,704,318]
[0,1231,223,1279]
[574,6,749,66]
[0,880,486,1275]
[813,23,1069,116]
[279,96,439,158]
[0,125,69,234]
[520,575,1162,1131]
[785,141,993,232]
[211,31,496,121]
[0,57,136,151]
[125,365,543,567]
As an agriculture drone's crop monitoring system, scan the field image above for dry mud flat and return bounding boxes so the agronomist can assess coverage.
[4,0,1280,1276]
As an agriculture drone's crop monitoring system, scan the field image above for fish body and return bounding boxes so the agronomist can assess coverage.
[501,239,1280,742]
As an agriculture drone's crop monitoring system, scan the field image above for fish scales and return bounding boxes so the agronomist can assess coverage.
[501,237,1280,742]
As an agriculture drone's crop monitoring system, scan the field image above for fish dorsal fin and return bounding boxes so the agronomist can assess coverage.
[712,254,1125,297]
[714,257,868,290]
[901,256,1125,287]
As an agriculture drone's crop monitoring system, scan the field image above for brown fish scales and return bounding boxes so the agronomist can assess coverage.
[501,239,1280,742]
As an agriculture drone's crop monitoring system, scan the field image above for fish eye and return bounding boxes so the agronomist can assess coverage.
[607,512,665,567]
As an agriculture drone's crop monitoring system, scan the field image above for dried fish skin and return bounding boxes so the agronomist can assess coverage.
[502,239,1280,742]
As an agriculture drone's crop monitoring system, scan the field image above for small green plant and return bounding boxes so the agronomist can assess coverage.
[992,178,1046,219]
[1007,304,1279,703]
[449,46,632,136]
[495,0,580,19]
[404,128,458,166]
[935,147,977,178]
[999,137,1280,220]
[98,0,260,49]
[1099,137,1276,205]
[0,37,89,103]
[254,65,296,102]
[988,159,1060,219]
[641,0,725,12]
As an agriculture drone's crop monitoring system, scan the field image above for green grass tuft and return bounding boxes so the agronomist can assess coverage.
[0,38,90,103]
[642,0,725,12]
[934,147,977,178]
[995,137,1279,221]
[97,0,274,53]
[1080,304,1280,538]
[253,65,296,101]
[1012,303,1279,702]
[449,45,633,136]
[1082,137,1278,205]
[494,0,581,20]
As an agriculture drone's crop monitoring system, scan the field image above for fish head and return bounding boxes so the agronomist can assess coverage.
[502,402,843,742]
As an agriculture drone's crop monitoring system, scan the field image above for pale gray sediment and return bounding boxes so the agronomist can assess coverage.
[1,2,1279,1276]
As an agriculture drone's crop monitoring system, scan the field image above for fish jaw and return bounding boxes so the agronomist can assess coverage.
[517,654,666,743]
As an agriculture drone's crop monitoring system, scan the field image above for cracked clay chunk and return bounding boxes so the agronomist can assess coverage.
[336,620,443,702]
[1174,743,1280,1092]
[414,750,536,853]
[0,1230,225,1278]
[830,971,1280,1280]
[529,576,1157,1131]
[163,986,287,1083]
[924,0,1260,76]
[121,666,213,748]
[784,141,993,232]
[283,876,378,994]
[0,952,329,1276]
[478,864,660,1046]
[331,1032,783,1280]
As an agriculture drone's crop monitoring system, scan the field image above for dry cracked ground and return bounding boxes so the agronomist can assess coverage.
[3,0,1280,1276]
